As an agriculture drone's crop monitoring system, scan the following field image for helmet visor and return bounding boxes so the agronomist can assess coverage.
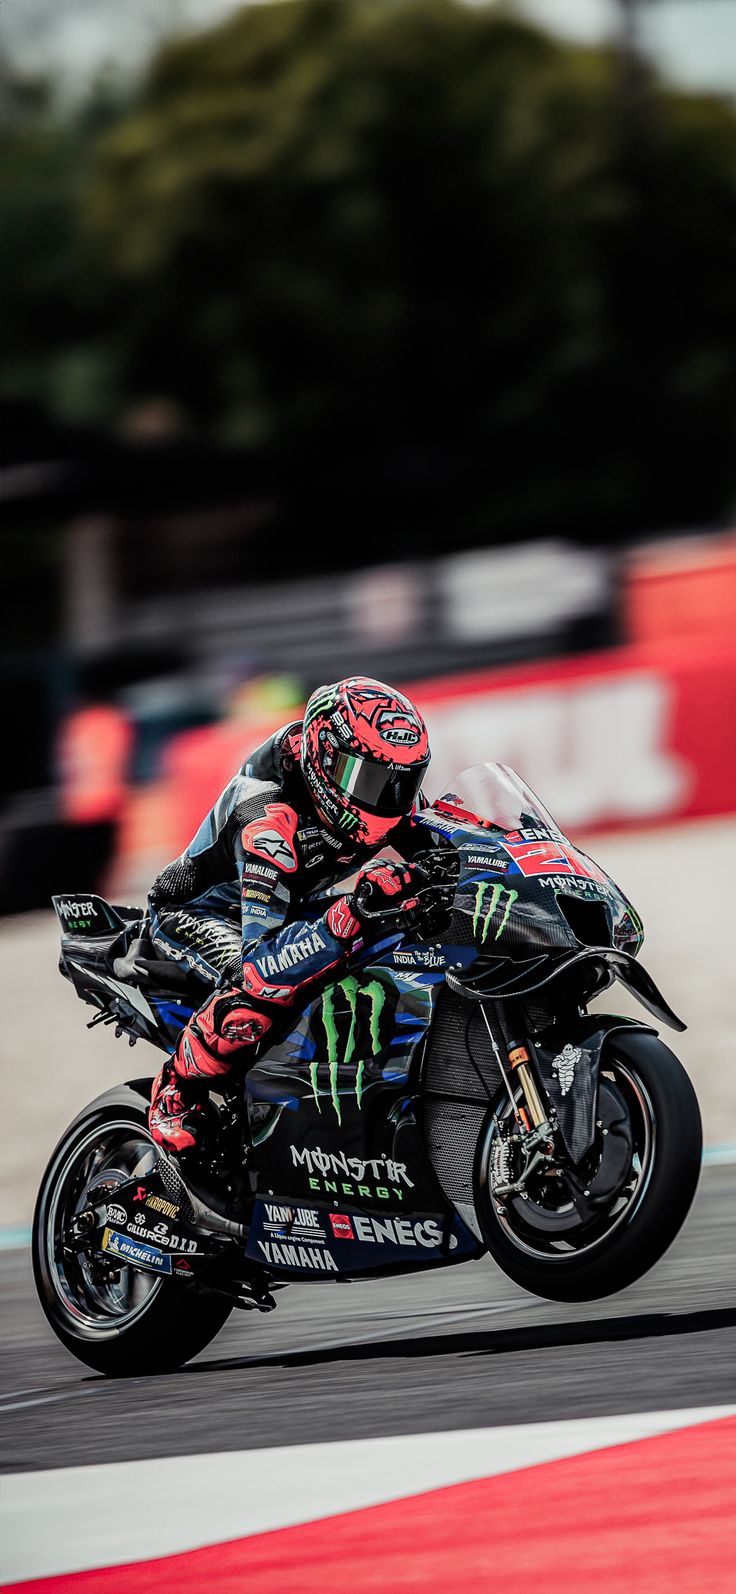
[327,749,428,817]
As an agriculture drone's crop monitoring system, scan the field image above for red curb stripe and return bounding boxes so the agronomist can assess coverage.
[9,1414,736,1594]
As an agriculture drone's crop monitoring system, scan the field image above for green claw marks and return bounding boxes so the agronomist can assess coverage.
[472,881,518,944]
[309,1053,321,1115]
[303,686,334,725]
[619,902,644,950]
[337,808,360,834]
[314,977,388,1121]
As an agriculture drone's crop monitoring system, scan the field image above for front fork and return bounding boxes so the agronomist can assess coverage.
[506,1042,548,1132]
[479,1004,556,1198]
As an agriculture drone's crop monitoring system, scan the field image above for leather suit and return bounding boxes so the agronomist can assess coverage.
[148,721,427,1142]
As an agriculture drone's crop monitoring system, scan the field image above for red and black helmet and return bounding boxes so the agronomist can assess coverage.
[301,676,430,846]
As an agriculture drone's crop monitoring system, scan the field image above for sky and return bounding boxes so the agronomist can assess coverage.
[516,0,736,96]
[1,0,735,100]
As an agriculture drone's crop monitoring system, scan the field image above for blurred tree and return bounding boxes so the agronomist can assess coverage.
[2,1,736,549]
[0,61,124,428]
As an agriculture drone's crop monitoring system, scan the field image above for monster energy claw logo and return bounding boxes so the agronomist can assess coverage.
[304,687,334,724]
[312,978,387,1123]
[472,882,518,944]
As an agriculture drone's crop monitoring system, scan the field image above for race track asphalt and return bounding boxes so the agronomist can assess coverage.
[2,1165,735,1475]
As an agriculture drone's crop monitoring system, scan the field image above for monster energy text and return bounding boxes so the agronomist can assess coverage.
[291,1145,414,1203]
[472,882,518,943]
[312,977,387,1122]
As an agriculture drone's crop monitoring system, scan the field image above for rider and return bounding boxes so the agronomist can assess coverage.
[148,676,433,1155]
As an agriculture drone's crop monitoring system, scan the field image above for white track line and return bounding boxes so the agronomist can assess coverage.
[0,1298,540,1413]
[0,1386,108,1415]
[702,1144,736,1165]
[194,1296,544,1371]
[3,1405,734,1583]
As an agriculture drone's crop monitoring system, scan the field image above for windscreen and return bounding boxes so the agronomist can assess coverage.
[437,763,562,835]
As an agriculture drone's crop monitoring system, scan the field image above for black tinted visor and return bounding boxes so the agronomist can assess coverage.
[327,749,428,816]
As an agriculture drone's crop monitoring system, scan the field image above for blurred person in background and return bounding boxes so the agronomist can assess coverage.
[57,696,133,889]
[148,676,436,1168]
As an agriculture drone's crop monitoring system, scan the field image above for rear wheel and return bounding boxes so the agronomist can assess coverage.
[33,1095,233,1375]
[475,1032,702,1302]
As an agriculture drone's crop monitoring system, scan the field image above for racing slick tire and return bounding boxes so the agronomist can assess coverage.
[33,1086,233,1376]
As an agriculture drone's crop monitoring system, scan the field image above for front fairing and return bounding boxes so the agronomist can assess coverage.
[412,804,644,961]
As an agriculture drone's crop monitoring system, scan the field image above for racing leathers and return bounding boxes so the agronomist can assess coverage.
[148,722,429,1151]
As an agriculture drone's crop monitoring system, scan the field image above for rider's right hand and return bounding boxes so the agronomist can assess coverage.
[350,859,429,931]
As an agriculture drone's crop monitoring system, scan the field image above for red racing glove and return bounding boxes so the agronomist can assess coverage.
[349,859,429,935]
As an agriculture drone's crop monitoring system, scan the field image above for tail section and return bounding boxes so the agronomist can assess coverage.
[52,894,127,939]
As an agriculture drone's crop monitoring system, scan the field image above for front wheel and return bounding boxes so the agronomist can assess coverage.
[33,1091,233,1376]
[475,1032,702,1303]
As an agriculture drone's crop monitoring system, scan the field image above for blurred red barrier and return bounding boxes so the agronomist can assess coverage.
[116,638,736,879]
[58,705,133,824]
[625,532,736,646]
[416,636,736,833]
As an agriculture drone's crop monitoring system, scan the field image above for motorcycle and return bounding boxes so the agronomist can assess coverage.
[33,763,702,1377]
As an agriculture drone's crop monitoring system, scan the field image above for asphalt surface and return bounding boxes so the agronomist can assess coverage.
[2,1165,734,1475]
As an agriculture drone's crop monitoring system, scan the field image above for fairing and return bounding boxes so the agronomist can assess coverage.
[243,948,482,1275]
[415,763,647,964]
[246,953,450,1212]
[446,949,686,1031]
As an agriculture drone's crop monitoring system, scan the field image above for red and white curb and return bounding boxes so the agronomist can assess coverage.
[3,1404,735,1591]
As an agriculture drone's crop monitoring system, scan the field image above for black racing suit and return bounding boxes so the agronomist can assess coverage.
[148,722,428,1100]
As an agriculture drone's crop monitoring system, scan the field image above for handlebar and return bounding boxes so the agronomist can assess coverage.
[354,848,458,933]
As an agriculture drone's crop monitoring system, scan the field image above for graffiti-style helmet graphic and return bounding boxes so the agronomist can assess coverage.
[301,677,430,846]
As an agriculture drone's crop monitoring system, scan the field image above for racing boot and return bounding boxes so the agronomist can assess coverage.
[150,1055,250,1232]
[149,987,273,1156]
[149,1059,209,1153]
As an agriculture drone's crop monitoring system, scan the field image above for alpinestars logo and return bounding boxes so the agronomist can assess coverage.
[251,830,295,871]
[472,882,518,944]
[552,1043,580,1095]
[312,976,389,1123]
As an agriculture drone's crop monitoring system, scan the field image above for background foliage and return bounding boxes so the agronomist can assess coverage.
[3,0,736,546]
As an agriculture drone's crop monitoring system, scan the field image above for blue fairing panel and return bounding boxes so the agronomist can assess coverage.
[245,1197,479,1275]
[249,959,447,1122]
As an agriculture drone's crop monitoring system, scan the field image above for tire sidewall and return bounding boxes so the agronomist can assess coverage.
[33,1094,155,1345]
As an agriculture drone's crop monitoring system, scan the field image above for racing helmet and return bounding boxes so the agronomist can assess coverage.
[301,676,430,846]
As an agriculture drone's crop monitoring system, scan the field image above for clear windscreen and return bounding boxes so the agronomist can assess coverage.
[436,763,562,835]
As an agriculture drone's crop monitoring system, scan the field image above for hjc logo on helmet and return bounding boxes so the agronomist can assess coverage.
[377,711,422,746]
